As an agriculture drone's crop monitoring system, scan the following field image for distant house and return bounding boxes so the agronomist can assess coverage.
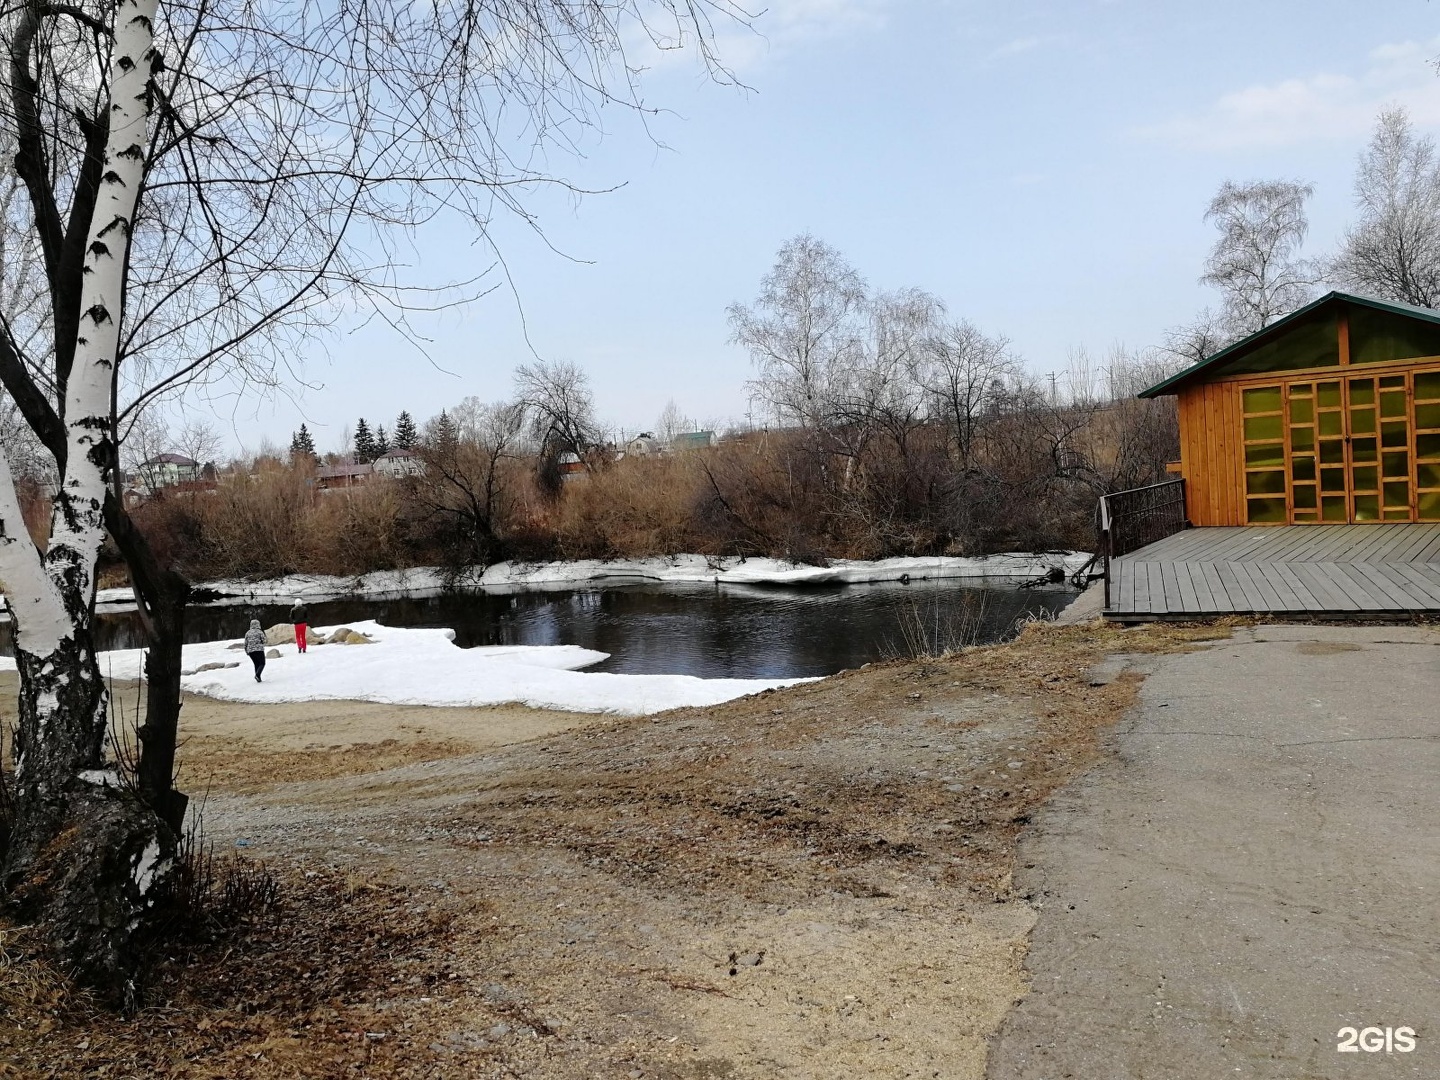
[315,462,374,490]
[670,430,714,452]
[558,451,586,480]
[139,453,201,491]
[625,433,661,457]
[373,447,424,478]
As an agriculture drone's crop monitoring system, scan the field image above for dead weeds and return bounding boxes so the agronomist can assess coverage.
[0,618,1234,1078]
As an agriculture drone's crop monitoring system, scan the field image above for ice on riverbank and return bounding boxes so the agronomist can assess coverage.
[0,620,808,715]
[93,551,1089,607]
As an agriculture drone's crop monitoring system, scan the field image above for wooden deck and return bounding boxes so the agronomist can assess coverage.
[1105,523,1440,620]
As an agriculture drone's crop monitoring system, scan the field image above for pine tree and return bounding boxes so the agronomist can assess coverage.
[374,424,390,456]
[393,410,417,449]
[354,417,375,462]
[432,409,459,450]
[290,424,316,459]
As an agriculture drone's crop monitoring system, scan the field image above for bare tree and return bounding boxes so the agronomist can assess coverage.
[0,0,744,990]
[1333,108,1440,308]
[514,360,600,495]
[413,401,525,566]
[656,399,693,442]
[729,234,867,429]
[915,320,1016,468]
[1202,179,1318,334]
[1161,307,1234,367]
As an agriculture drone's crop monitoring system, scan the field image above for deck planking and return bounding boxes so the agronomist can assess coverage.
[1106,523,1440,619]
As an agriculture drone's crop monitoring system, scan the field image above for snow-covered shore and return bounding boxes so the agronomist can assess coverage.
[0,620,809,715]
[95,551,1089,607]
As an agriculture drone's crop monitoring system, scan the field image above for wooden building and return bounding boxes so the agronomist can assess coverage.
[1141,291,1440,527]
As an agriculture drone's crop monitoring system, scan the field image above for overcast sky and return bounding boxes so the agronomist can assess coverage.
[202,0,1440,457]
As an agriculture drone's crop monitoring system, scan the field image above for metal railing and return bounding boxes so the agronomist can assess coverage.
[1097,479,1188,608]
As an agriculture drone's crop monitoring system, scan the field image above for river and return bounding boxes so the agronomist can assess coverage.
[63,580,1076,679]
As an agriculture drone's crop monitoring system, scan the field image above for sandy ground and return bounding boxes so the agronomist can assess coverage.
[0,673,610,792]
[0,622,1226,1079]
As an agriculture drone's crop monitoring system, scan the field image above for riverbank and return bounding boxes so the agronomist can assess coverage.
[93,551,1090,607]
[0,619,1227,1078]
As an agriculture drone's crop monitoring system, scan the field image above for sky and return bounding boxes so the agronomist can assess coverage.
[202,0,1440,457]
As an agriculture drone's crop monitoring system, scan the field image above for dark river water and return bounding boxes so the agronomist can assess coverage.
[68,582,1075,679]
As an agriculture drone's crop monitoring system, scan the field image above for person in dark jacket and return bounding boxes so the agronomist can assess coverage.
[244,619,267,682]
[290,599,308,654]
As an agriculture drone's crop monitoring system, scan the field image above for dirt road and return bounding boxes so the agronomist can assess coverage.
[987,623,1440,1080]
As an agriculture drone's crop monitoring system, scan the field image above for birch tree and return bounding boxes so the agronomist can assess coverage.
[1333,108,1440,308]
[1201,179,1318,334]
[0,0,742,991]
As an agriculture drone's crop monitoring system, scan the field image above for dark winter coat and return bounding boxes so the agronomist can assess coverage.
[289,602,308,624]
[244,622,266,653]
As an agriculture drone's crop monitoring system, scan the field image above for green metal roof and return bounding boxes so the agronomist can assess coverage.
[1137,291,1440,398]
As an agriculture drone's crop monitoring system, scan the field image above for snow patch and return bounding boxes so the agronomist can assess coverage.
[78,768,120,789]
[0,620,807,715]
[84,552,1088,606]
[132,840,164,895]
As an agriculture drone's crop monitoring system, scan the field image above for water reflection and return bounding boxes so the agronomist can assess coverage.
[39,581,1074,680]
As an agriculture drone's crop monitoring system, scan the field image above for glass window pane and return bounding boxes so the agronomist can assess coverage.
[1247,497,1287,523]
[1242,386,1283,413]
[1419,490,1440,519]
[1418,462,1440,487]
[1351,437,1377,462]
[1291,456,1316,481]
[1353,494,1379,521]
[1382,421,1408,447]
[1245,443,1285,466]
[1419,433,1440,458]
[1321,467,1346,492]
[1320,440,1346,464]
[1415,403,1440,429]
[1322,497,1348,521]
[1293,511,1318,522]
[1349,408,1376,434]
[1383,509,1413,521]
[1384,481,1410,507]
[1290,426,1315,451]
[1351,466,1378,491]
[1292,484,1317,508]
[1416,371,1440,401]
[1317,382,1341,408]
[1380,375,1406,389]
[1289,398,1313,424]
[1348,379,1375,405]
[1290,383,1313,396]
[1246,469,1286,495]
[1383,451,1410,478]
[1318,411,1343,436]
[1380,391,1407,418]
[1244,415,1284,441]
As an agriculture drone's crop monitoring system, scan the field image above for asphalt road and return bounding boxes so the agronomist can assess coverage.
[987,624,1440,1080]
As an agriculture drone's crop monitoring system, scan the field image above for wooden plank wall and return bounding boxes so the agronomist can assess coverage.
[1178,382,1245,526]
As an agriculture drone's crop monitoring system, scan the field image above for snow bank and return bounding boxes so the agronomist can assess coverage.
[91,551,1088,606]
[0,620,807,716]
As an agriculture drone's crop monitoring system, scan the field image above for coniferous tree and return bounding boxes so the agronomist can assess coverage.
[394,411,418,449]
[375,425,391,456]
[290,424,317,460]
[354,418,375,462]
[432,409,460,452]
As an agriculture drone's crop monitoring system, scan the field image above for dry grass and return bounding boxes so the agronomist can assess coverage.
[0,619,1234,1078]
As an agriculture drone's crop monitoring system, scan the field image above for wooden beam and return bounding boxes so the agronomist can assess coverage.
[1338,308,1351,366]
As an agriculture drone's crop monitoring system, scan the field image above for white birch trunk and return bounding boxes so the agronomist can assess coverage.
[3,0,169,968]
